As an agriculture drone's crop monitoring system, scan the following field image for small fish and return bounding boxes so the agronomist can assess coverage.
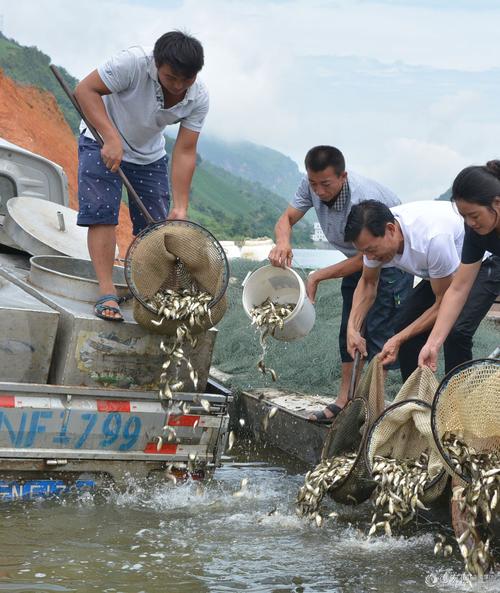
[227,431,236,452]
[166,471,177,485]
[233,478,249,498]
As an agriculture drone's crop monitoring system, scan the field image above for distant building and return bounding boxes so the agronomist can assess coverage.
[311,222,327,242]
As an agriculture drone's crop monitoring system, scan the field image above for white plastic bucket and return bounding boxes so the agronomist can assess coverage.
[242,265,316,341]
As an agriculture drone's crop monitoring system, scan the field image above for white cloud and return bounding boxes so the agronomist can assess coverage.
[428,90,480,120]
[0,0,499,203]
[362,138,467,201]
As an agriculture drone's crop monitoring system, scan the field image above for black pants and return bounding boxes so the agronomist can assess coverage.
[339,267,413,365]
[394,255,500,381]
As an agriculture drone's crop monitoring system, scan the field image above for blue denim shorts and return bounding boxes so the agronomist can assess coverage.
[77,135,170,235]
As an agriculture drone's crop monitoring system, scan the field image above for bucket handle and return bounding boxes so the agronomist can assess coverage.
[241,271,252,289]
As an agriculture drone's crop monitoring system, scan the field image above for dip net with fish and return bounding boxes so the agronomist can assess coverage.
[431,357,500,484]
[320,357,385,505]
[430,356,500,575]
[366,367,448,508]
[125,220,230,335]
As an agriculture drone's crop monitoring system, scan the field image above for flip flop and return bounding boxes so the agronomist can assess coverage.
[94,294,124,322]
[308,403,343,424]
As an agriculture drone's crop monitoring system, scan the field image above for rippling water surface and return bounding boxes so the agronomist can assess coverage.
[0,443,498,593]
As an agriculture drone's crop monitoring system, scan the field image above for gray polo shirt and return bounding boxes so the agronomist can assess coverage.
[81,46,209,165]
[291,171,401,257]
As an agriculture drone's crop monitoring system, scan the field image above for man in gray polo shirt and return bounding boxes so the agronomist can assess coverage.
[269,145,413,422]
[75,31,208,321]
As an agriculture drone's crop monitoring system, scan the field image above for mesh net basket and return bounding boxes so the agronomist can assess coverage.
[125,221,229,335]
[366,399,448,505]
[431,358,500,484]
[321,357,385,505]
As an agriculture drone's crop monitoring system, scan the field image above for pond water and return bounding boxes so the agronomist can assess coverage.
[0,442,496,593]
[292,249,345,271]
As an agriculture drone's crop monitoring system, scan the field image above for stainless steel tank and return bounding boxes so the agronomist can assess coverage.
[21,256,216,391]
[0,272,59,383]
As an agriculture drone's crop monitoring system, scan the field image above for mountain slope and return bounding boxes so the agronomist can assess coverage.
[436,188,452,201]
[0,32,80,134]
[197,135,303,200]
[163,137,312,243]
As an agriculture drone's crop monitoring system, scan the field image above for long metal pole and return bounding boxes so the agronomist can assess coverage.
[49,64,155,225]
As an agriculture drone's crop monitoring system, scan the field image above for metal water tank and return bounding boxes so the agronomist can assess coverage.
[26,256,216,391]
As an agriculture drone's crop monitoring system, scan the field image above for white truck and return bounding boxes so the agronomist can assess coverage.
[0,137,231,500]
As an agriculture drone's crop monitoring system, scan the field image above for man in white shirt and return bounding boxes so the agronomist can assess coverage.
[75,31,209,321]
[345,199,467,380]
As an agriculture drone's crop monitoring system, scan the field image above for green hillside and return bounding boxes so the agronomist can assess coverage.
[0,32,80,133]
[197,135,303,201]
[195,135,319,225]
[163,137,312,243]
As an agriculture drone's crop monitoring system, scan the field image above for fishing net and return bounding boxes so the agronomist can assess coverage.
[125,221,229,335]
[366,367,448,504]
[431,358,500,484]
[321,357,385,505]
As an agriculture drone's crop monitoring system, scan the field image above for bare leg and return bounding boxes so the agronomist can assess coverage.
[88,224,121,319]
[309,360,371,420]
[335,362,354,408]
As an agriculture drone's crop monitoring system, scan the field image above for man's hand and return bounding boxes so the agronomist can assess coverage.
[347,329,367,359]
[306,271,321,303]
[100,136,123,173]
[378,335,402,366]
[167,207,188,221]
[268,243,293,268]
[418,342,439,372]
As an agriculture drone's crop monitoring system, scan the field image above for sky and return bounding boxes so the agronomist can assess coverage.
[0,0,499,201]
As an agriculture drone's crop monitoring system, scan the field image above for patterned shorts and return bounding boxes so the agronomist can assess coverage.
[77,135,170,236]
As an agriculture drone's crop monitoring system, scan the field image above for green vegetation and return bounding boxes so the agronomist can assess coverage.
[163,136,313,243]
[197,135,303,201]
[189,161,312,243]
[0,32,80,133]
[212,259,499,400]
[195,134,317,225]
